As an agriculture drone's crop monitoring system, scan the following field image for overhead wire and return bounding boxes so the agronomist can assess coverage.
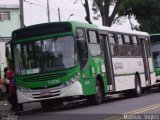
[24,0,85,21]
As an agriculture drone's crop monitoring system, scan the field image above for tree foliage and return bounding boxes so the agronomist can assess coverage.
[118,0,160,33]
[74,0,122,26]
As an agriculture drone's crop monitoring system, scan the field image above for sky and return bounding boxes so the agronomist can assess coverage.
[0,0,138,30]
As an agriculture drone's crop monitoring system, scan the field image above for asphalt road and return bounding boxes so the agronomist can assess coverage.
[15,87,160,120]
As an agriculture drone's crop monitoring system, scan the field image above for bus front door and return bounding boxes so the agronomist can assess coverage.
[99,32,115,91]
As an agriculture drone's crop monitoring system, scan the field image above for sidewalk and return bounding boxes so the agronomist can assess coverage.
[0,100,10,112]
[0,101,18,120]
[0,93,13,114]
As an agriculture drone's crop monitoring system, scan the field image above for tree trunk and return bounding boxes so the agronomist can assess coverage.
[96,0,122,27]
[109,0,122,25]
[84,0,92,24]
[102,1,111,26]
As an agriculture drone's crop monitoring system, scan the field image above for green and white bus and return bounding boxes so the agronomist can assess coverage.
[8,21,156,110]
[150,34,160,81]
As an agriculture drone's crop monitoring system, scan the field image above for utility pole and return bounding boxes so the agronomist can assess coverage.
[19,0,25,28]
[58,8,61,21]
[47,0,50,22]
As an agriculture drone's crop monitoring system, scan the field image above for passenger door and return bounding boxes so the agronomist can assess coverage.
[99,31,115,91]
[139,37,151,86]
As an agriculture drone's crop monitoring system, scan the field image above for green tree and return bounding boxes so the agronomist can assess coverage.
[74,0,122,26]
[118,0,160,33]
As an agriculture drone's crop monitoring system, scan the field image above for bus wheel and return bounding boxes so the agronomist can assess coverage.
[124,75,141,97]
[87,80,103,105]
[41,100,53,111]
[133,75,141,97]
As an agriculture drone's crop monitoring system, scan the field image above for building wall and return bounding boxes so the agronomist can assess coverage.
[0,41,7,79]
[0,7,20,37]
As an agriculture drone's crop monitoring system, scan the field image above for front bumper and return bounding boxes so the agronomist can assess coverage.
[17,81,83,103]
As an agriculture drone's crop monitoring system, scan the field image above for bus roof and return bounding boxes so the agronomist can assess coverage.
[13,21,148,36]
[12,21,149,40]
[12,21,99,41]
[70,21,98,29]
[13,21,98,33]
[70,21,149,37]
[99,26,149,36]
[150,33,160,36]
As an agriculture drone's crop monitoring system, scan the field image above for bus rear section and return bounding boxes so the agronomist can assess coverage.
[99,28,156,97]
[150,34,160,82]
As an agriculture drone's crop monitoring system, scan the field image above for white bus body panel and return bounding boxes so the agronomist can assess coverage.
[148,58,157,85]
[112,58,155,91]
[17,81,83,103]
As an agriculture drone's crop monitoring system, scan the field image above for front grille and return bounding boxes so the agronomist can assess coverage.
[30,83,61,90]
[32,90,61,99]
[22,72,67,82]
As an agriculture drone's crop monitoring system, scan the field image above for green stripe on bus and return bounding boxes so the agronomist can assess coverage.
[114,72,154,77]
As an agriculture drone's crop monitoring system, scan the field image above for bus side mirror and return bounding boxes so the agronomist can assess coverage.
[6,47,9,58]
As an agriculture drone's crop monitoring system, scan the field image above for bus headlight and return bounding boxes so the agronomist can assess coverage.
[17,86,31,92]
[62,73,80,87]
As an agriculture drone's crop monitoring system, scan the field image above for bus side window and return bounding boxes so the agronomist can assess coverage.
[132,36,138,46]
[109,33,118,56]
[76,29,86,40]
[117,34,125,56]
[76,28,88,70]
[109,33,116,45]
[124,35,131,45]
[88,31,102,56]
[146,37,151,57]
[132,36,142,57]
[88,31,99,43]
[124,35,132,56]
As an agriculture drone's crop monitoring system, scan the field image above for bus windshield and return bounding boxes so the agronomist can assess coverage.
[151,43,160,68]
[14,36,76,75]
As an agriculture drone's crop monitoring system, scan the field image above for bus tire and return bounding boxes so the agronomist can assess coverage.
[124,75,141,97]
[87,80,103,105]
[133,75,141,97]
[41,100,53,111]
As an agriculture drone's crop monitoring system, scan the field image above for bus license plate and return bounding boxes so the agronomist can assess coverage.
[41,91,52,97]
